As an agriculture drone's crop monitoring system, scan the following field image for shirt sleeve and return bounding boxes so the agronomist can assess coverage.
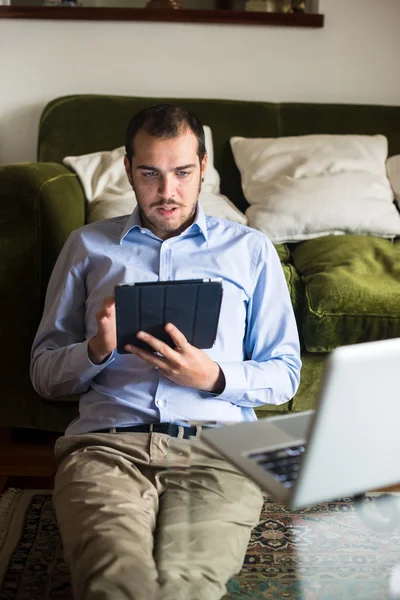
[30,231,114,399]
[215,236,301,407]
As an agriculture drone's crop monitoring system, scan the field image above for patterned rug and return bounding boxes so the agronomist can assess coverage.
[0,489,399,599]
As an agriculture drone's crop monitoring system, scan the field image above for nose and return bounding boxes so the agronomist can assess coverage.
[158,174,175,200]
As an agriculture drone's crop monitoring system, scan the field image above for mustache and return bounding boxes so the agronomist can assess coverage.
[150,200,182,208]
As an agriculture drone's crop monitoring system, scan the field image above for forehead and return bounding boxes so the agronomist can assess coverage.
[132,128,199,164]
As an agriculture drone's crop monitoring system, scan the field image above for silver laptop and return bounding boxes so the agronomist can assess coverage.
[202,338,400,508]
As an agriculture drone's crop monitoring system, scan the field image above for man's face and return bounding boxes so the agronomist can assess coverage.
[124,128,207,240]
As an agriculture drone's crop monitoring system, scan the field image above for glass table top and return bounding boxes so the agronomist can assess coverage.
[161,422,400,599]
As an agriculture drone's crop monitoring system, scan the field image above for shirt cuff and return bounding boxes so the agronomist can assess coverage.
[71,339,115,375]
[212,361,247,403]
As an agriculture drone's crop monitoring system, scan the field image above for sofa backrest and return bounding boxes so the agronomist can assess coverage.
[38,95,400,213]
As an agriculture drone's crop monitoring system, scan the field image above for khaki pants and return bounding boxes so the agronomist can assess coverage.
[53,431,264,600]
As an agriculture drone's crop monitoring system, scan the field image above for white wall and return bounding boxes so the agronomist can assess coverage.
[0,0,399,165]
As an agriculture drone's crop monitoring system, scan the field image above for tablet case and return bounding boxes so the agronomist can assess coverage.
[115,279,223,354]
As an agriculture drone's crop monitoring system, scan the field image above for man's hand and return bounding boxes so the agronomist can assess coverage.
[125,323,225,394]
[88,295,116,364]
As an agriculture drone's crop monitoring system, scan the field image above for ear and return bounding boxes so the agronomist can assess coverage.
[124,155,133,185]
[200,153,208,182]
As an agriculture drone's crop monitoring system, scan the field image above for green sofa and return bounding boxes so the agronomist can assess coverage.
[1,94,400,432]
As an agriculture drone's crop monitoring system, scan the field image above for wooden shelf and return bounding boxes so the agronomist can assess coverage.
[0,6,324,26]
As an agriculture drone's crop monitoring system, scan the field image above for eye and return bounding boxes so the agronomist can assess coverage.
[176,171,190,178]
[142,171,158,178]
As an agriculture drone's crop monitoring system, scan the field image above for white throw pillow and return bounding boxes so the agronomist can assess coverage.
[387,154,400,201]
[198,191,247,224]
[64,145,130,211]
[230,134,400,243]
[202,126,220,194]
[63,126,247,225]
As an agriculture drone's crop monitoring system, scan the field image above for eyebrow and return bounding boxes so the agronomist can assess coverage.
[136,164,197,171]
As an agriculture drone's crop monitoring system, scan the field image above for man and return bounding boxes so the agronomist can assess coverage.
[30,104,301,600]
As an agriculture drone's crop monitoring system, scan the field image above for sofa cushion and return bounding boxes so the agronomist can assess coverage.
[292,235,400,352]
[274,243,291,264]
[281,263,304,343]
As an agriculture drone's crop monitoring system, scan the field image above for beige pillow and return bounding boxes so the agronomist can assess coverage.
[387,154,400,202]
[230,134,400,243]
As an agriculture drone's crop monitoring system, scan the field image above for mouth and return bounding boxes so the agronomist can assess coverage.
[157,206,179,217]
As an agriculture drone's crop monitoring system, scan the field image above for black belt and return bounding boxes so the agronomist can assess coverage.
[92,423,205,440]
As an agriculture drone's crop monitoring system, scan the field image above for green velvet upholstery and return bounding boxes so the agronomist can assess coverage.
[274,244,291,264]
[1,94,399,432]
[288,352,327,412]
[279,103,400,155]
[282,263,305,346]
[0,163,85,429]
[292,236,400,352]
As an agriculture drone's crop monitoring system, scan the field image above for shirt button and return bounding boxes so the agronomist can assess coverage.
[140,229,146,234]
[156,399,162,407]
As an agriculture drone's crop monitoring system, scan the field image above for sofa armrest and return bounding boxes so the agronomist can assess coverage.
[0,162,85,306]
[0,162,85,429]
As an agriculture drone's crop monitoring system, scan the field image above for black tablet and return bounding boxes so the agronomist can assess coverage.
[115,279,223,354]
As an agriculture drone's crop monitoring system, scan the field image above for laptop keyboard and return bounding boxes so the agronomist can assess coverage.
[248,444,306,488]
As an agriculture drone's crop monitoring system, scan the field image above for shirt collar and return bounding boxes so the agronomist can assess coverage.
[119,206,142,243]
[119,203,209,244]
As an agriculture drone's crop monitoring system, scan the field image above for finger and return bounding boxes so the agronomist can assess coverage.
[125,344,169,371]
[96,307,113,324]
[164,323,189,350]
[102,296,115,317]
[104,295,115,309]
[136,331,177,359]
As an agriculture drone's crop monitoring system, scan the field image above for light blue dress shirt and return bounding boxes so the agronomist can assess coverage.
[30,204,301,435]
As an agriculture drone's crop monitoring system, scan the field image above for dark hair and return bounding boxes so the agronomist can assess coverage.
[125,103,206,164]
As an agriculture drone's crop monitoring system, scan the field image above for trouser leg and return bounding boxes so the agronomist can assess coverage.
[154,437,264,600]
[53,434,160,600]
